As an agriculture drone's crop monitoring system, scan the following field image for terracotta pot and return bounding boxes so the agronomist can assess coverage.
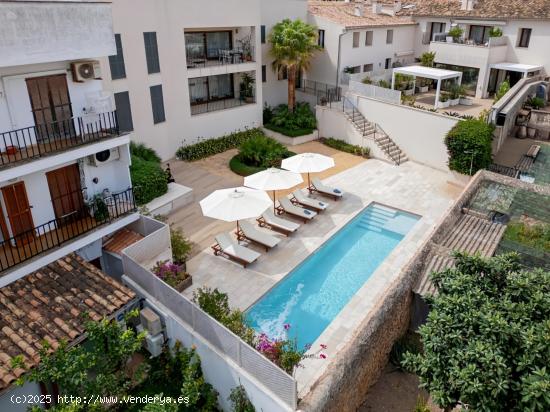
[5,145,18,156]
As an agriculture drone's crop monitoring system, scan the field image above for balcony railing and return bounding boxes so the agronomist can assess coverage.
[186,47,255,69]
[0,187,136,273]
[432,33,507,48]
[190,96,256,115]
[0,111,120,170]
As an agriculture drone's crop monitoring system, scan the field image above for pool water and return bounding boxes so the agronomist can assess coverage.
[246,203,420,349]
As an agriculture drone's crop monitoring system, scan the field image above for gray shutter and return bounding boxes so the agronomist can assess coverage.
[150,85,166,124]
[144,32,161,74]
[109,34,126,80]
[114,91,133,132]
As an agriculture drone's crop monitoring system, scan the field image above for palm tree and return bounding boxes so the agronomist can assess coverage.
[268,19,320,112]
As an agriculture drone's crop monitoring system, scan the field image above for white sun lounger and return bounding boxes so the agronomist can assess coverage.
[257,210,300,236]
[212,233,261,267]
[291,190,329,212]
[237,221,281,251]
[310,177,343,200]
[277,197,317,223]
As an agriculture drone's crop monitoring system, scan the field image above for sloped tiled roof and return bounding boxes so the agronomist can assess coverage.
[0,254,136,391]
[103,228,143,256]
[398,0,550,20]
[309,1,416,28]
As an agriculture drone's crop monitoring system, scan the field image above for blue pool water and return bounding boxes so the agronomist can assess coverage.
[246,203,420,349]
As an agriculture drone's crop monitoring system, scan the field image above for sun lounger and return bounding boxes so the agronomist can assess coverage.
[291,190,329,212]
[309,177,343,200]
[276,197,317,223]
[236,221,281,251]
[257,210,300,236]
[212,233,260,267]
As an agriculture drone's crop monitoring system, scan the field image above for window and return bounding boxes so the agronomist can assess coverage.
[353,32,360,48]
[430,22,446,41]
[261,25,266,44]
[365,31,373,46]
[346,66,360,74]
[109,34,126,80]
[114,91,133,132]
[363,63,373,72]
[262,65,266,83]
[144,32,161,74]
[386,29,393,44]
[278,66,288,80]
[149,85,165,124]
[185,31,231,61]
[469,25,491,45]
[517,28,532,48]
[318,29,325,48]
[385,58,392,69]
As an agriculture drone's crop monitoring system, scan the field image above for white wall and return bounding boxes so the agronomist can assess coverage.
[350,93,458,171]
[0,2,115,68]
[103,0,264,161]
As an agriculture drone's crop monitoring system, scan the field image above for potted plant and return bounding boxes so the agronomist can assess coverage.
[240,73,255,103]
[152,260,192,292]
[418,78,429,93]
[489,27,503,38]
[438,92,450,108]
[237,34,253,61]
[448,26,464,43]
[449,84,464,106]
[88,194,110,222]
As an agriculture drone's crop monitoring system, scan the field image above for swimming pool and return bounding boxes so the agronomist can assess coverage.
[246,203,420,349]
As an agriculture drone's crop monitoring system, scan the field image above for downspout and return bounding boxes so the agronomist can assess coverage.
[335,29,347,88]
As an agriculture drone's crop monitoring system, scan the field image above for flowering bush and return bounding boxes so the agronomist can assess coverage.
[152,260,188,288]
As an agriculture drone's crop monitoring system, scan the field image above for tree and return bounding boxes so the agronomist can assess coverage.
[268,19,320,111]
[420,52,436,68]
[403,253,550,412]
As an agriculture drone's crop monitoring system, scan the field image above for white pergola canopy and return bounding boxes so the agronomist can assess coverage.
[391,65,463,108]
[490,62,543,75]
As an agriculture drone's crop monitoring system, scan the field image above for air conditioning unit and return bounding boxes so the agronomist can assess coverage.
[88,147,120,167]
[71,61,102,82]
[145,332,165,357]
[140,307,163,336]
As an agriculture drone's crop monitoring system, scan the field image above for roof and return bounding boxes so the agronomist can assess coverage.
[490,62,543,73]
[393,65,462,80]
[397,0,550,20]
[103,228,143,255]
[308,1,416,28]
[0,254,136,391]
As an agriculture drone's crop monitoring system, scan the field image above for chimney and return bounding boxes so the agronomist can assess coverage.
[461,0,477,11]
[394,0,402,13]
[354,5,364,17]
[372,0,382,14]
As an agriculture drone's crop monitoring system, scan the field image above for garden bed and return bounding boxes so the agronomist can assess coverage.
[229,155,266,176]
[321,137,369,157]
[264,123,314,137]
[262,126,318,146]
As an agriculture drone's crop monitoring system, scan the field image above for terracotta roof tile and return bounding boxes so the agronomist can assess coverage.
[309,1,416,28]
[103,228,143,255]
[0,254,136,391]
[398,0,550,19]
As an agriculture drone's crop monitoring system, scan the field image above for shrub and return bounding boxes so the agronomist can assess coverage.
[394,73,414,91]
[237,135,292,168]
[152,260,188,288]
[88,194,109,222]
[130,155,168,205]
[263,104,273,124]
[130,141,161,163]
[420,51,435,67]
[362,76,373,84]
[503,221,550,252]
[489,27,503,37]
[378,79,390,89]
[170,226,192,264]
[444,119,494,175]
[321,137,369,157]
[528,96,545,110]
[229,156,266,177]
[268,102,316,132]
[494,80,510,102]
[448,26,463,40]
[176,128,264,161]
[229,385,255,412]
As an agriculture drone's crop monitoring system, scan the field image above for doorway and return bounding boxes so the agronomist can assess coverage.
[26,74,74,140]
[46,163,85,222]
[1,182,35,245]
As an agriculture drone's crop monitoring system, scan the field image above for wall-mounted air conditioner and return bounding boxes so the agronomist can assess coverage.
[88,147,120,167]
[71,61,102,82]
[145,332,165,357]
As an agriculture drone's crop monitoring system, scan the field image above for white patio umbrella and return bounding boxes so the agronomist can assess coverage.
[244,167,303,212]
[281,153,335,187]
[199,186,272,232]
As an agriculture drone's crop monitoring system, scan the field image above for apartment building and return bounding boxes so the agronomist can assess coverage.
[307,1,417,88]
[401,0,550,98]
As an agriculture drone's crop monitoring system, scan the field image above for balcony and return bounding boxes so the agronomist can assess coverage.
[0,187,136,273]
[0,111,120,170]
[429,35,508,68]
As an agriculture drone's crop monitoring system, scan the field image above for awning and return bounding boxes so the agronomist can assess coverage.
[490,62,543,74]
[392,65,462,81]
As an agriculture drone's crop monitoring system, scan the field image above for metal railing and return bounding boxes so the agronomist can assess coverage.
[0,111,120,169]
[186,47,255,68]
[0,187,136,272]
[297,79,342,105]
[190,97,256,115]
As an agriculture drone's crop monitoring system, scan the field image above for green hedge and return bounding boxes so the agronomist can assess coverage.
[264,123,313,137]
[130,155,168,205]
[176,128,264,161]
[229,155,266,176]
[444,119,494,175]
[321,137,370,157]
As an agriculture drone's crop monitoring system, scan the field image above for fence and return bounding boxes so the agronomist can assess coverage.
[349,80,402,105]
[0,111,119,168]
[186,47,255,68]
[297,79,341,105]
[122,222,298,410]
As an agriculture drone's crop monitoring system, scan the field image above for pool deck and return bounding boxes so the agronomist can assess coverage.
[181,158,463,395]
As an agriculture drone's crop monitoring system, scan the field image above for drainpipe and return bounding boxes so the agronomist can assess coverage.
[335,30,347,88]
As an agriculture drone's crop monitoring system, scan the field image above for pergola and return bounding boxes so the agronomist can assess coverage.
[489,62,543,77]
[391,65,463,108]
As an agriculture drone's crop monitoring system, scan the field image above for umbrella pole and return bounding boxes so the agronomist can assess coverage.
[307,173,311,189]
[273,190,277,213]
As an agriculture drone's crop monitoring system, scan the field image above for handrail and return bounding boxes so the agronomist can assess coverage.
[0,111,120,169]
[0,187,136,272]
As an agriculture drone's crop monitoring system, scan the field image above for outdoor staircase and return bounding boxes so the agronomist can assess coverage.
[343,99,408,165]
[356,204,397,232]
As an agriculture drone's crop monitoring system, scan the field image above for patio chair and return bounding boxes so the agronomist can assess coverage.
[236,221,281,251]
[276,197,317,223]
[212,233,260,267]
[309,178,343,200]
[257,209,300,236]
[291,190,329,212]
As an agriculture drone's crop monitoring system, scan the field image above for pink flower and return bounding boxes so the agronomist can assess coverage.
[320,344,327,349]
[283,323,291,330]
[319,353,327,359]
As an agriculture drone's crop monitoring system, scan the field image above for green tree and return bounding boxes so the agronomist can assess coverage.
[494,79,510,103]
[403,253,550,412]
[268,19,320,111]
[420,52,436,67]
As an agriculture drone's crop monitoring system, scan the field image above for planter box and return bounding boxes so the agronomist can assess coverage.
[438,100,450,109]
[418,86,429,93]
[404,89,414,96]
[446,36,454,43]
[174,275,193,292]
[450,98,460,106]
[262,127,319,146]
[459,97,473,106]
